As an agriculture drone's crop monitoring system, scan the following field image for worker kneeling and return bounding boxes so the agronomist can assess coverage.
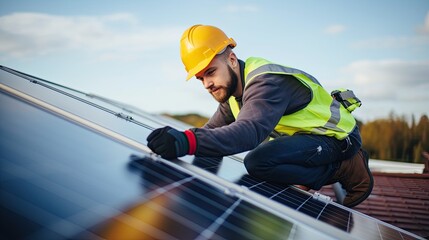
[147,24,373,208]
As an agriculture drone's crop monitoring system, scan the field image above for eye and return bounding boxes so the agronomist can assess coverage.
[207,69,215,76]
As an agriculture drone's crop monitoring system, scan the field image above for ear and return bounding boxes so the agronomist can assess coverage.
[228,52,238,68]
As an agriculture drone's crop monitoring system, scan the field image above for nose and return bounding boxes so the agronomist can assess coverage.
[203,78,214,90]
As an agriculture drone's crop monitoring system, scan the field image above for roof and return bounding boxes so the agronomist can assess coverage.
[0,65,425,240]
[315,171,429,238]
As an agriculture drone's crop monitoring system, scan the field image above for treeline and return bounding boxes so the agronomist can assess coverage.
[163,113,209,128]
[168,113,429,163]
[360,114,428,163]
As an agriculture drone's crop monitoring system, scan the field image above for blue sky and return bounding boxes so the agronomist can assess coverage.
[1,0,428,123]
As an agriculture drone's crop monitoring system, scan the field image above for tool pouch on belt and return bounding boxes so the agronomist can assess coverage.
[331,88,362,112]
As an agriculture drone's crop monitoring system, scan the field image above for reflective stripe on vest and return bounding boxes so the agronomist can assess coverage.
[228,57,356,140]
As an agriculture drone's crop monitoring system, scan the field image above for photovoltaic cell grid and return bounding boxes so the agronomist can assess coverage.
[78,158,296,239]
[191,155,422,240]
[0,65,424,240]
[1,77,330,239]
[1,89,310,239]
[246,176,419,240]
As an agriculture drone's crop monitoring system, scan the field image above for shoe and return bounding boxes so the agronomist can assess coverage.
[329,149,373,207]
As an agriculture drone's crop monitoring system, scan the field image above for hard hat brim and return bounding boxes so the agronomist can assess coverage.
[186,57,212,80]
[185,39,236,81]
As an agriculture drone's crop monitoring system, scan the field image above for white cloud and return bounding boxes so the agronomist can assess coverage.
[339,59,429,121]
[0,12,183,60]
[353,11,429,49]
[324,24,346,35]
[352,35,429,49]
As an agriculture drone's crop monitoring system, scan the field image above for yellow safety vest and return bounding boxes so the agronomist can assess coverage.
[228,57,356,140]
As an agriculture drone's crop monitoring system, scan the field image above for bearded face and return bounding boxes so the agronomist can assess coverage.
[209,64,238,103]
[195,49,240,103]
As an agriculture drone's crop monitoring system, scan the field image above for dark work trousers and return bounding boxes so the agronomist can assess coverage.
[243,126,362,190]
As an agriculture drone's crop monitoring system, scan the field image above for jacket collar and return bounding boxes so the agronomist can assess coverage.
[235,59,245,102]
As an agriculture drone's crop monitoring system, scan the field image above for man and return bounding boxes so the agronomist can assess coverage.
[147,24,373,207]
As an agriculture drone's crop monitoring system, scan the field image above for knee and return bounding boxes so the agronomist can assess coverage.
[243,150,266,178]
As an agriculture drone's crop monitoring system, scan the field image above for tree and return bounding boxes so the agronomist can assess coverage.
[361,114,429,163]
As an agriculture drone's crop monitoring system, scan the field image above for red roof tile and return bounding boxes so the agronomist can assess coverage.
[315,172,429,238]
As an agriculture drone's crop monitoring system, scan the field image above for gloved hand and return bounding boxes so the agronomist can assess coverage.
[146,126,197,160]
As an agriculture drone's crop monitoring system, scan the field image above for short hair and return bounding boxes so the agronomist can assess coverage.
[217,46,234,61]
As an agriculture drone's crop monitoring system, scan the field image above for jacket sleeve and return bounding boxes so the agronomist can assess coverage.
[203,101,235,129]
[191,74,307,157]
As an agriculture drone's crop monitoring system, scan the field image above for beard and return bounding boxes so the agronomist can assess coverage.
[211,65,238,103]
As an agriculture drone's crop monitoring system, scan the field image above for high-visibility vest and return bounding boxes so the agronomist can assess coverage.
[228,57,356,140]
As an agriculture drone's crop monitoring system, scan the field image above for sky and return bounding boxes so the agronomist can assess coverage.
[0,0,428,123]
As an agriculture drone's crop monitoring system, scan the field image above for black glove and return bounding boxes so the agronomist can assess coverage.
[146,126,197,160]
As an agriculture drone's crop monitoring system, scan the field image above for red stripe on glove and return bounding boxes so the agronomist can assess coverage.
[184,130,197,155]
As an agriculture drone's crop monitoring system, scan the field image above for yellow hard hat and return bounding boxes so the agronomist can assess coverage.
[180,25,236,80]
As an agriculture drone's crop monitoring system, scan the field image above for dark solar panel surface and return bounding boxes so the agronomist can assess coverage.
[81,157,296,240]
[0,89,308,239]
[191,157,422,240]
[0,66,424,240]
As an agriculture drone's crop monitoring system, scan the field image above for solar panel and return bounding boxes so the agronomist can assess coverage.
[78,157,299,239]
[0,86,334,239]
[0,65,425,240]
[188,157,423,240]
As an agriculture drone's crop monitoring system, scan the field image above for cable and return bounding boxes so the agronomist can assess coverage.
[0,65,244,162]
[0,65,155,130]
